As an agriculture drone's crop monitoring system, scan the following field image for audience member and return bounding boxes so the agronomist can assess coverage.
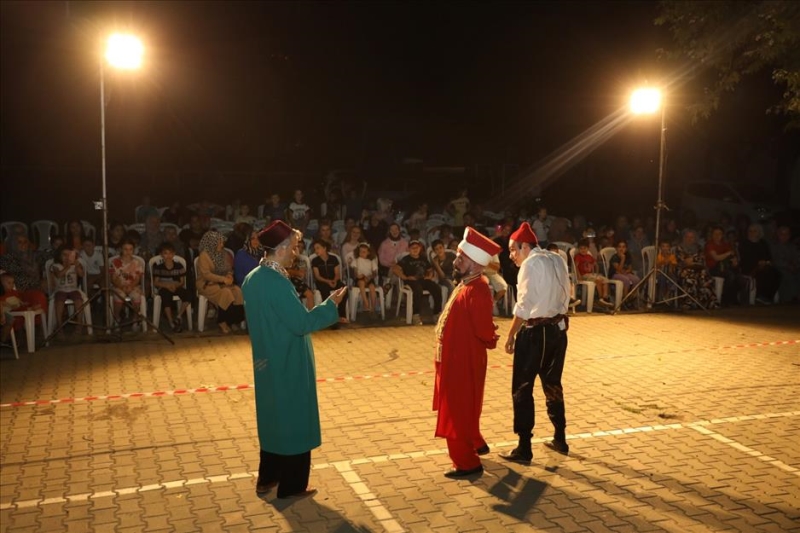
[180,215,207,256]
[364,212,388,252]
[65,219,87,250]
[655,239,678,301]
[138,214,165,261]
[234,230,263,286]
[264,193,287,222]
[430,239,455,297]
[704,226,739,306]
[392,240,442,324]
[405,203,429,233]
[161,201,186,226]
[286,237,314,310]
[162,225,187,260]
[609,240,641,301]
[311,239,348,323]
[574,238,613,307]
[739,223,780,304]
[770,225,800,303]
[532,206,550,247]
[316,222,340,256]
[627,225,650,275]
[136,196,160,223]
[236,204,257,225]
[49,245,86,334]
[79,237,104,295]
[340,225,364,265]
[152,242,192,332]
[287,189,311,232]
[447,189,470,227]
[109,239,144,329]
[378,223,409,286]
[197,231,245,334]
[107,222,126,255]
[226,223,252,253]
[353,243,379,315]
[675,229,719,309]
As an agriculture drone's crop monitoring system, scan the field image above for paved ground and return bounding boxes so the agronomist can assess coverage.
[1,305,799,532]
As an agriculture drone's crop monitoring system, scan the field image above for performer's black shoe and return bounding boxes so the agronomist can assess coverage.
[278,486,317,499]
[476,444,490,456]
[544,438,570,455]
[255,479,278,494]
[444,465,483,478]
[499,448,532,464]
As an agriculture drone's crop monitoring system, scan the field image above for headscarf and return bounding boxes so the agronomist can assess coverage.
[198,230,230,275]
[679,228,700,255]
[242,231,264,259]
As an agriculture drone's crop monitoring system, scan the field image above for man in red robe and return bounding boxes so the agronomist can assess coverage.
[433,227,501,478]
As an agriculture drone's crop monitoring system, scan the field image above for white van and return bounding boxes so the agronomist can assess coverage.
[680,180,784,224]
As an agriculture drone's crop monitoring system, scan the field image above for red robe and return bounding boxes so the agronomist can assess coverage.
[433,275,497,440]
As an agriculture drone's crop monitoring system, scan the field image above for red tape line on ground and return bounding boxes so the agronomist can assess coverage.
[2,340,797,408]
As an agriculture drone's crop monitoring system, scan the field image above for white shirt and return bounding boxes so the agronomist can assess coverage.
[80,249,104,275]
[532,218,550,243]
[354,257,378,279]
[514,247,570,324]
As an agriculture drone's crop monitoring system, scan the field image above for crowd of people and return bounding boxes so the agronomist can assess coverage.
[1,185,799,350]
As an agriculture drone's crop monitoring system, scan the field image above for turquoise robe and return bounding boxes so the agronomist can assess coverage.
[242,264,339,455]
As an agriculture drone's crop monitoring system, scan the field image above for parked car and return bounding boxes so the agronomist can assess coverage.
[680,180,784,224]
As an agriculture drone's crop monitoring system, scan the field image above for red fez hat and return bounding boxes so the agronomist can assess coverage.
[458,226,502,266]
[258,220,293,248]
[509,221,538,246]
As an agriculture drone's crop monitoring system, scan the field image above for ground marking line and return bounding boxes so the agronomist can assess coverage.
[1,410,798,511]
[687,424,800,478]
[3,338,797,409]
[333,461,405,533]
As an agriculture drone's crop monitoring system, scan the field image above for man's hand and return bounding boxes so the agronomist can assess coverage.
[330,286,347,305]
[504,336,515,354]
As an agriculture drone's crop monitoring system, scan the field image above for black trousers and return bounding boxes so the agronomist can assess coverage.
[316,280,348,317]
[218,303,244,325]
[258,449,311,498]
[511,324,568,438]
[406,279,443,314]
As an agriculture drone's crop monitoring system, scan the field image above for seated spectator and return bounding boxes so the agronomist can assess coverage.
[287,189,311,232]
[408,228,425,248]
[739,223,781,304]
[136,196,160,223]
[675,229,719,309]
[180,215,207,258]
[431,239,455,297]
[378,223,408,287]
[320,190,345,221]
[770,225,800,303]
[532,206,551,247]
[627,225,650,276]
[234,230,263,286]
[316,222,340,256]
[225,222,252,254]
[109,239,144,329]
[107,221,126,255]
[286,236,314,310]
[235,204,256,225]
[79,237,104,296]
[49,246,86,334]
[0,234,48,316]
[447,238,459,251]
[124,229,143,255]
[493,220,518,288]
[704,226,739,306]
[656,239,678,301]
[138,214,165,262]
[65,219,87,250]
[311,239,348,323]
[353,243,379,314]
[574,238,612,307]
[340,225,364,265]
[447,189,470,227]
[162,224,187,260]
[609,240,641,300]
[375,197,394,224]
[152,242,192,332]
[161,201,186,226]
[661,218,682,246]
[263,193,286,222]
[364,212,389,251]
[392,240,442,324]
[405,203,429,233]
[197,231,245,334]
[0,271,45,338]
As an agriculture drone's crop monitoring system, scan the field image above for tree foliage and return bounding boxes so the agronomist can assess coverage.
[656,1,800,127]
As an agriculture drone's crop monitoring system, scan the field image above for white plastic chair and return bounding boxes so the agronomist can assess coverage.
[31,220,58,251]
[108,255,148,332]
[598,246,626,309]
[148,255,194,331]
[9,309,48,354]
[1,221,28,243]
[568,248,595,313]
[7,326,19,359]
[45,258,93,335]
[344,251,385,321]
[126,223,146,235]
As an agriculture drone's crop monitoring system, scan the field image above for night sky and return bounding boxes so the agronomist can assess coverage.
[1,0,797,224]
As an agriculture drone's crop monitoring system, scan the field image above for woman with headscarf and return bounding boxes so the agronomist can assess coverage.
[234,230,264,286]
[197,230,245,333]
[675,229,719,309]
[739,223,780,304]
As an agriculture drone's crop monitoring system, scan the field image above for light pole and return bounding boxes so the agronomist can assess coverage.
[100,33,143,331]
[629,88,665,307]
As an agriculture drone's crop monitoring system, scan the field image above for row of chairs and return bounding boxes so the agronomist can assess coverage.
[2,220,97,250]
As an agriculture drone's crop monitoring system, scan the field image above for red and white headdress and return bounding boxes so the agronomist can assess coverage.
[458,227,501,266]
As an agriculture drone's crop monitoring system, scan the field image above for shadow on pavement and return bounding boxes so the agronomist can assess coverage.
[479,458,549,519]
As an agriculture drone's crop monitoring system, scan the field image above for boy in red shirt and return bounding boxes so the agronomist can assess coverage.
[574,239,612,307]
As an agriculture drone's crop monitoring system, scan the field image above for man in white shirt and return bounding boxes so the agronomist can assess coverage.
[500,221,571,464]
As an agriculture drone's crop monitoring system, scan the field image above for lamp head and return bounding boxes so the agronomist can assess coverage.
[105,33,143,70]
[630,88,661,115]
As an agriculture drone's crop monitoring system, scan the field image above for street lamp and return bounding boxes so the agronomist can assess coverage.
[100,33,143,331]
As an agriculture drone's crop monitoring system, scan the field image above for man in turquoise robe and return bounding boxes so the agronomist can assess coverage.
[242,220,346,499]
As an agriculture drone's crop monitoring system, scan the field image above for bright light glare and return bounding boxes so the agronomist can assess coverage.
[630,88,661,114]
[105,34,143,69]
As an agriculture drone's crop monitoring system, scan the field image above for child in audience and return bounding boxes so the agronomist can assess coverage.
[152,242,191,332]
[353,243,379,314]
[235,204,256,225]
[79,238,104,295]
[656,239,678,301]
[609,239,641,299]
[49,246,86,333]
[431,239,454,297]
[109,240,144,329]
[574,239,612,307]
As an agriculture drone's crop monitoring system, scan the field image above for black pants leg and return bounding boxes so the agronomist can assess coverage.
[421,279,443,313]
[511,325,568,438]
[218,303,244,325]
[317,281,348,317]
[258,449,311,498]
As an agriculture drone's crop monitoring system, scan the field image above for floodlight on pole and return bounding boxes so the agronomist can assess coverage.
[99,34,142,331]
[629,88,661,115]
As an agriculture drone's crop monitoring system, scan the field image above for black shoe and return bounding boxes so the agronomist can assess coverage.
[444,465,483,478]
[255,479,278,494]
[173,318,183,333]
[499,448,532,464]
[544,438,570,455]
[476,444,490,456]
